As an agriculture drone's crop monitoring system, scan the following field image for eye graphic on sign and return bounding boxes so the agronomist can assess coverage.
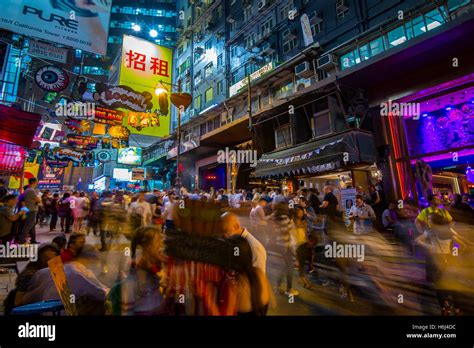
[97,150,111,163]
[35,65,69,92]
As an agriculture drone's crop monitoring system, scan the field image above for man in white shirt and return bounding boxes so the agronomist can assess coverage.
[349,195,376,235]
[128,191,153,227]
[221,212,267,274]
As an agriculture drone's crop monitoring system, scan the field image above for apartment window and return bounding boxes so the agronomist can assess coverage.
[217,54,223,68]
[312,111,332,138]
[217,80,224,95]
[244,6,252,22]
[448,0,470,11]
[204,63,213,77]
[369,36,385,57]
[280,0,294,21]
[177,45,184,56]
[205,87,213,103]
[336,0,349,20]
[309,12,323,36]
[275,125,292,149]
[424,8,446,31]
[359,44,370,61]
[213,117,220,129]
[231,44,238,58]
[200,122,207,135]
[205,39,212,50]
[194,95,202,110]
[282,29,297,54]
[340,48,360,70]
[244,34,255,49]
[261,18,273,36]
[387,26,407,47]
[194,71,202,86]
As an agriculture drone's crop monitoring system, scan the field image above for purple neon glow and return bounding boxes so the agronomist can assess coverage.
[410,149,474,164]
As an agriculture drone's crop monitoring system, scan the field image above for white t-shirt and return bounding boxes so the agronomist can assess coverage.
[250,205,267,226]
[163,201,175,221]
[349,203,375,234]
[241,228,267,274]
[129,201,153,226]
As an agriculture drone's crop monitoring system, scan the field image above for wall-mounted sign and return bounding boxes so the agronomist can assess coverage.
[108,125,130,141]
[66,134,99,150]
[119,35,172,137]
[93,106,125,125]
[229,61,274,97]
[118,147,142,165]
[127,111,159,131]
[46,160,69,168]
[38,163,65,190]
[131,168,145,181]
[28,40,67,64]
[93,176,107,192]
[96,150,112,163]
[300,13,314,47]
[35,65,69,92]
[55,148,84,163]
[8,162,39,189]
[64,118,90,133]
[0,0,112,55]
[93,84,153,112]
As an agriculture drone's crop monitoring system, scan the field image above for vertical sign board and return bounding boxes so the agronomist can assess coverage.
[119,35,172,137]
[300,13,314,47]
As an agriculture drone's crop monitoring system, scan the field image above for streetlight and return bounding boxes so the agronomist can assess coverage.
[132,24,141,32]
[149,29,158,38]
[154,80,192,190]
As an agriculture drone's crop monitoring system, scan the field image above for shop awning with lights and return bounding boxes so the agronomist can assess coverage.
[255,130,377,178]
[0,105,42,148]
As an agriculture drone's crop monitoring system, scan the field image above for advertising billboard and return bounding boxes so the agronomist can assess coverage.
[113,168,131,182]
[117,147,142,165]
[38,162,65,189]
[119,35,172,137]
[0,0,112,55]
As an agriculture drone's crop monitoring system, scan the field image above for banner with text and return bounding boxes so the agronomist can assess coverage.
[119,35,172,137]
[0,0,112,55]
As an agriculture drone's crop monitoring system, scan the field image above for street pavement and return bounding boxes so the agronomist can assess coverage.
[0,221,443,316]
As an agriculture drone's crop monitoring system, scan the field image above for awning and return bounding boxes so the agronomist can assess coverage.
[0,105,42,148]
[255,130,376,178]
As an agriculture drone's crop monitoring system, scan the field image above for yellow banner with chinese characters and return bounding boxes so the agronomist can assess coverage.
[119,35,172,137]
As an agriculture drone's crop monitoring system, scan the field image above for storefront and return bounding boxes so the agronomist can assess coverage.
[255,130,378,197]
[385,76,474,204]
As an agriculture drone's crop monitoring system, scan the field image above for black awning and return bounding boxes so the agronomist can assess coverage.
[255,130,376,178]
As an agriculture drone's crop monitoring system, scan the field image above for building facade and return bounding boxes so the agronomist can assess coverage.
[143,0,473,202]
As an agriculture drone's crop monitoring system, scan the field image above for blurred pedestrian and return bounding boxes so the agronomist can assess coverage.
[49,193,59,232]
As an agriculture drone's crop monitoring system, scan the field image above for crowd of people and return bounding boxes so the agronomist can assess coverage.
[0,177,472,316]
